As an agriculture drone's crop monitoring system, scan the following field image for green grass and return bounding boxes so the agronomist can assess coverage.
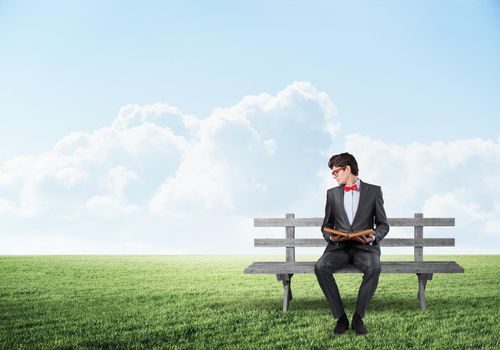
[1,255,499,349]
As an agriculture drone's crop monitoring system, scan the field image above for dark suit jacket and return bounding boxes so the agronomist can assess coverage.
[321,179,389,255]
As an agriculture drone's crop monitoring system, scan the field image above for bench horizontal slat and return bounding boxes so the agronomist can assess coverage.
[254,217,455,227]
[244,261,464,274]
[254,238,455,247]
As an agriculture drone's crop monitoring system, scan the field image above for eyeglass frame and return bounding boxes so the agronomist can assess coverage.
[331,166,346,177]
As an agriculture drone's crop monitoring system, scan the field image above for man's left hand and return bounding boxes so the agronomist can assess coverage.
[351,230,375,244]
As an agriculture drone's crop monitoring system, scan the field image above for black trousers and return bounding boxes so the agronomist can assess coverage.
[314,246,381,319]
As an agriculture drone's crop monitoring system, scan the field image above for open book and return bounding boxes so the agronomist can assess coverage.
[323,227,374,238]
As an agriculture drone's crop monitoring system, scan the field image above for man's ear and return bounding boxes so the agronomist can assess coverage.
[345,165,351,174]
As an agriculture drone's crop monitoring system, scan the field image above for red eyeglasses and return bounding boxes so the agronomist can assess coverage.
[331,166,346,177]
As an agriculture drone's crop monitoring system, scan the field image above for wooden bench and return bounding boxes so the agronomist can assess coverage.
[244,213,464,312]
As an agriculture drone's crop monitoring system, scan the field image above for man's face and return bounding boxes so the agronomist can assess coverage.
[331,165,348,185]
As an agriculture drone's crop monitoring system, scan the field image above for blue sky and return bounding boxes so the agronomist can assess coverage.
[0,1,499,254]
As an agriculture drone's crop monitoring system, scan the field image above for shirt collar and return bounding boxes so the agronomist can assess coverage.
[343,178,361,191]
[350,178,361,189]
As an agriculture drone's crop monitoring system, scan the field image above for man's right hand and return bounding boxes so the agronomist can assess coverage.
[329,235,349,242]
[350,231,375,244]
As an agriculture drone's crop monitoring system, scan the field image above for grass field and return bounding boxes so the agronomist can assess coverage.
[1,255,499,349]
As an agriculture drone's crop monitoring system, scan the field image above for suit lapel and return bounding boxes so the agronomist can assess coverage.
[351,179,369,226]
[337,186,350,225]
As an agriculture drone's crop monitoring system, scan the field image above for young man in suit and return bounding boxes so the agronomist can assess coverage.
[314,152,389,336]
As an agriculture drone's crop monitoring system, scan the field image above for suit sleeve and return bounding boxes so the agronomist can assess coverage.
[321,190,335,244]
[373,187,389,244]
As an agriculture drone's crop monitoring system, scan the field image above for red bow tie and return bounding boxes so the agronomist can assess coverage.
[344,184,358,192]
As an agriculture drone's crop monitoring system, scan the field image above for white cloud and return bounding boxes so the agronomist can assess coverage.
[85,195,139,219]
[84,166,141,219]
[111,103,182,131]
[147,80,341,216]
[340,134,500,252]
[264,139,277,155]
[105,166,140,195]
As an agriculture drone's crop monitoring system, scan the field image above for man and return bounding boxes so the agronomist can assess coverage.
[314,152,389,336]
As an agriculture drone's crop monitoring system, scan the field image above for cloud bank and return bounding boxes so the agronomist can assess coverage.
[0,81,498,254]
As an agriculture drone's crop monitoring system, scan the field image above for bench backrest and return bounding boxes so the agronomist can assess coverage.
[253,213,455,263]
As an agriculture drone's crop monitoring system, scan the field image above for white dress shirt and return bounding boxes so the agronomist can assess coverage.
[343,178,374,245]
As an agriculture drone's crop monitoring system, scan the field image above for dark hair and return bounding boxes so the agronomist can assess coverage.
[328,152,359,176]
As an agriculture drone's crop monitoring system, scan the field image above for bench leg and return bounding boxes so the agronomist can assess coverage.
[416,273,433,311]
[276,274,294,312]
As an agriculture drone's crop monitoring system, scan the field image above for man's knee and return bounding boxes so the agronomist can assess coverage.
[365,261,381,275]
[314,262,323,274]
[314,261,329,275]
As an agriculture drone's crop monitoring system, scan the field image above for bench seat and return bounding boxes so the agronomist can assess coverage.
[244,261,464,274]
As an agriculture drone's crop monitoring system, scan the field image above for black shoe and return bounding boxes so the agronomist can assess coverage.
[333,313,349,335]
[351,312,368,335]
